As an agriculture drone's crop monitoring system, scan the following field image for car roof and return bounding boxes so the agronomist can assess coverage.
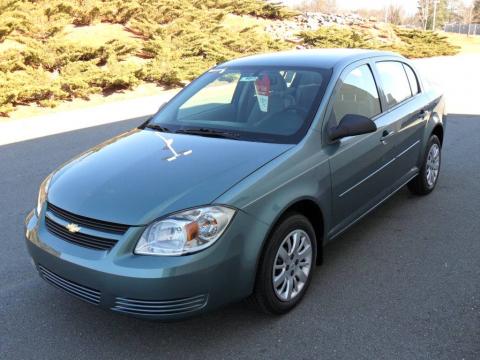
[220,48,401,70]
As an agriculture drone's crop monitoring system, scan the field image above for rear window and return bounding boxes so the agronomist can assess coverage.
[376,61,412,108]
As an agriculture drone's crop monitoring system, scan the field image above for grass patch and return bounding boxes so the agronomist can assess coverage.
[442,32,480,54]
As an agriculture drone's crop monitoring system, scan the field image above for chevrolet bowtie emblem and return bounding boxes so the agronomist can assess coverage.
[66,223,81,233]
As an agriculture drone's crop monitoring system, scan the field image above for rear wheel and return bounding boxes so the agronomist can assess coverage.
[408,135,441,195]
[249,213,317,314]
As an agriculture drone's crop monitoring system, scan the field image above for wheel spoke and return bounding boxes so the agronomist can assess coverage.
[286,236,293,255]
[277,247,288,263]
[292,276,298,293]
[273,270,287,287]
[295,268,308,283]
[285,278,292,300]
[298,243,312,259]
[279,278,287,295]
[289,232,299,255]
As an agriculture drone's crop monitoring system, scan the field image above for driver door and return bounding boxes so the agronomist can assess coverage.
[326,62,398,237]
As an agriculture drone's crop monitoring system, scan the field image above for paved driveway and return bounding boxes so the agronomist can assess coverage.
[0,112,479,359]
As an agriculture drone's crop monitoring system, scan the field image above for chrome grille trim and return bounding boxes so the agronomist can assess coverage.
[47,202,129,234]
[111,294,208,316]
[45,216,117,251]
[38,265,101,305]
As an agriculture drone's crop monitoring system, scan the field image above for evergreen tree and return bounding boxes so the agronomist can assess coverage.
[417,0,451,29]
[473,0,480,23]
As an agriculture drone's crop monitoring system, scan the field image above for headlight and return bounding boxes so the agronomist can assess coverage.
[36,174,52,216]
[135,206,236,256]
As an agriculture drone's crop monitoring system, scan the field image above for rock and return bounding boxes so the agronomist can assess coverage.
[263,11,374,40]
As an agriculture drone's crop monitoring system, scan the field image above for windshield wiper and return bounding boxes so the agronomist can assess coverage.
[145,124,173,133]
[175,128,240,140]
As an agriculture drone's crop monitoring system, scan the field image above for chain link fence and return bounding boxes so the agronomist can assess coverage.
[444,23,480,35]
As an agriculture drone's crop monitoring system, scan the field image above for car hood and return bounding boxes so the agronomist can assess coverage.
[48,129,292,225]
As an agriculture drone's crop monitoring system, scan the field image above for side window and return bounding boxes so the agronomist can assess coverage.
[330,64,381,125]
[376,61,412,107]
[403,64,419,95]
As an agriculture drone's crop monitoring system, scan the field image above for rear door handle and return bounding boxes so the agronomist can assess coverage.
[380,130,395,144]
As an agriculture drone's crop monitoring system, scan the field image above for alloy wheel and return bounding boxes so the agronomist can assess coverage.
[426,143,440,188]
[272,229,313,301]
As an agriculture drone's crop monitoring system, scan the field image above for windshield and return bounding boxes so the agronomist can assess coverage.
[148,66,331,144]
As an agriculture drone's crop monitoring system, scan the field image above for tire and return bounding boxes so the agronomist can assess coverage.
[408,135,442,195]
[249,213,317,314]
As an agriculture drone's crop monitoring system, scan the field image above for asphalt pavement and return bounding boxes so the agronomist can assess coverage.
[0,114,479,359]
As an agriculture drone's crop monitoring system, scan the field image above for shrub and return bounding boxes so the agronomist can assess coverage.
[299,25,460,59]
[53,0,101,26]
[393,29,459,57]
[0,49,27,72]
[0,0,459,116]
[0,67,65,113]
[299,27,378,49]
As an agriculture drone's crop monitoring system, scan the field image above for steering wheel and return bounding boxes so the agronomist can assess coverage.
[254,106,308,128]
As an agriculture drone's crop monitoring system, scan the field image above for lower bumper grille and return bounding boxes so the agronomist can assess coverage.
[111,294,208,316]
[38,265,101,305]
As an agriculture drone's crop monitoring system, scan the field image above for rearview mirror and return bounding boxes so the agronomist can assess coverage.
[328,114,377,141]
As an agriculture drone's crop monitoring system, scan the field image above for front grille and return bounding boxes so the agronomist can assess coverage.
[47,202,129,234]
[38,265,101,305]
[45,216,118,251]
[111,294,208,316]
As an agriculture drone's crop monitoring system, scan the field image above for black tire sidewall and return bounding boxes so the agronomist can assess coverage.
[256,213,317,314]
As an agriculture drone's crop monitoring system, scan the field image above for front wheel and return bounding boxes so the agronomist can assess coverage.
[249,213,317,314]
[408,135,442,195]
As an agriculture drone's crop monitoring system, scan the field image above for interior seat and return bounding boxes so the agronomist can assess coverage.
[244,72,288,125]
[295,72,323,112]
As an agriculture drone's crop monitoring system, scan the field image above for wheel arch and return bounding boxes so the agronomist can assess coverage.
[256,197,326,269]
[420,105,445,165]
[431,123,444,145]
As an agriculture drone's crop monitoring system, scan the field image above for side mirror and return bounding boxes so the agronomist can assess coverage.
[328,114,377,141]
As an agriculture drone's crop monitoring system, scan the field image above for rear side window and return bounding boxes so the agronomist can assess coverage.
[403,64,419,95]
[376,61,412,107]
[330,64,381,125]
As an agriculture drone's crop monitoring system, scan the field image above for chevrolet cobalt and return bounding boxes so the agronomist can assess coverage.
[25,49,445,319]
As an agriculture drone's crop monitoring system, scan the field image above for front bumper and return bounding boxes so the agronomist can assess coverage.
[24,209,268,320]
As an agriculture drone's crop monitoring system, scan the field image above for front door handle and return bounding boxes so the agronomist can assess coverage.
[380,130,395,144]
[419,109,430,119]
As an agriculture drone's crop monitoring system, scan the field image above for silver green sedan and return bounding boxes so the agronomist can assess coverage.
[25,49,445,319]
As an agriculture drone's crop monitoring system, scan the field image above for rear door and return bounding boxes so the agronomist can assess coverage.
[326,61,399,236]
[373,61,428,183]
